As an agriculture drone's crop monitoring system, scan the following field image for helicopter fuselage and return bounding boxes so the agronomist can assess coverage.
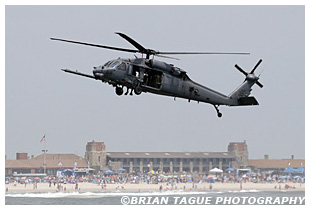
[91,58,236,106]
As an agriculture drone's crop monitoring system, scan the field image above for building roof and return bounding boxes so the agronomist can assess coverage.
[34,154,83,160]
[107,152,235,159]
[248,159,305,169]
[5,154,88,169]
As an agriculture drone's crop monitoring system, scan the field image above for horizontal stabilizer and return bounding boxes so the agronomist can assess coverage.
[237,96,259,106]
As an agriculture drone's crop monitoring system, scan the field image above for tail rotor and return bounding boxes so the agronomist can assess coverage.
[235,59,264,88]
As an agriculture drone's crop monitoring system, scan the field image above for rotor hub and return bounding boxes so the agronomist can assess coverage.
[246,74,258,81]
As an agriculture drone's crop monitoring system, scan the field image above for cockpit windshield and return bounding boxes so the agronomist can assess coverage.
[109,60,121,69]
[103,60,121,69]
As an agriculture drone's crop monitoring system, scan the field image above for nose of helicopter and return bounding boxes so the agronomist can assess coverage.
[93,69,105,78]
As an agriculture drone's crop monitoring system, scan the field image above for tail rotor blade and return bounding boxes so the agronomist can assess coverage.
[234,64,248,76]
[256,81,264,88]
[250,59,262,74]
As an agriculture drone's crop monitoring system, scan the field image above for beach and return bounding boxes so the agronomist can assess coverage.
[5,181,305,194]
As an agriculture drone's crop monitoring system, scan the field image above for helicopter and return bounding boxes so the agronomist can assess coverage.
[51,32,263,118]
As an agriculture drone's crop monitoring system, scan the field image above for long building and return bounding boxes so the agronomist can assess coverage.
[5,153,88,176]
[84,141,248,174]
[107,151,236,174]
[248,155,305,175]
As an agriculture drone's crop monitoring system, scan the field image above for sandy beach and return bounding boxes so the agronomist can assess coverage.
[5,182,305,194]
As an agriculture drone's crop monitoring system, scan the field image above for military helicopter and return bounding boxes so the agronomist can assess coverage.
[51,32,263,118]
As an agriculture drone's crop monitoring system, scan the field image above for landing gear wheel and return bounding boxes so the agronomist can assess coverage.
[115,87,123,96]
[213,105,222,118]
[134,86,142,95]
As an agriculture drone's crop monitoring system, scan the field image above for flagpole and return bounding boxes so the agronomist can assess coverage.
[44,138,46,174]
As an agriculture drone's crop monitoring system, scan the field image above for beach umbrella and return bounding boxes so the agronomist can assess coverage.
[209,168,223,173]
[104,170,114,174]
[283,167,294,173]
[293,167,305,173]
[225,168,234,172]
[293,176,303,180]
[118,168,126,172]
[278,176,290,179]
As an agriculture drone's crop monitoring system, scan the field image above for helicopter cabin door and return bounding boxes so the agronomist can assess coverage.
[127,64,141,78]
[143,70,163,89]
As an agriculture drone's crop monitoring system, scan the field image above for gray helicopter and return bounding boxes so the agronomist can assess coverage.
[51,32,263,118]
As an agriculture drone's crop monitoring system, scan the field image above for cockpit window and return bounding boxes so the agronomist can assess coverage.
[109,60,121,69]
[117,62,126,71]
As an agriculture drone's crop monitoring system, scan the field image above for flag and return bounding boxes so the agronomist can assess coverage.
[40,135,46,143]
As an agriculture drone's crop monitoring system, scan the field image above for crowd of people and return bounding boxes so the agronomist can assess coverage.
[5,171,305,193]
[6,171,305,187]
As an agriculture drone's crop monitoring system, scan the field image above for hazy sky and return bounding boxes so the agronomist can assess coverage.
[5,6,305,160]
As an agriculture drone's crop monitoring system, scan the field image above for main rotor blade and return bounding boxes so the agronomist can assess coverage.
[115,32,147,53]
[158,52,250,55]
[155,54,180,60]
[250,59,262,74]
[50,38,139,53]
[234,64,248,76]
